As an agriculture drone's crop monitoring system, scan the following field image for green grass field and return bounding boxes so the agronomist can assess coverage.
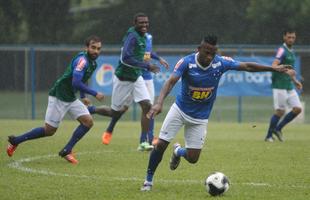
[2,91,310,123]
[0,120,309,200]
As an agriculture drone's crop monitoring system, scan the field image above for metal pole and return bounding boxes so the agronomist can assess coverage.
[24,48,29,118]
[238,96,242,123]
[30,47,36,120]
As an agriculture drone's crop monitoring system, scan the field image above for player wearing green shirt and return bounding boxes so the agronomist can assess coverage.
[265,29,303,142]
[6,36,104,164]
[98,13,160,147]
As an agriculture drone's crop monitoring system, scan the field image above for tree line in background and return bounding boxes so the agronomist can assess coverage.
[1,0,309,45]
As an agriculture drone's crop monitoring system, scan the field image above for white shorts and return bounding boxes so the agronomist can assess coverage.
[273,89,302,110]
[159,103,208,149]
[111,75,151,111]
[144,79,155,104]
[45,96,90,128]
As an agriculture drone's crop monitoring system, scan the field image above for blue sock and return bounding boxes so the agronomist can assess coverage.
[276,111,297,131]
[176,147,187,157]
[147,118,154,144]
[88,106,96,114]
[146,148,164,182]
[62,124,90,153]
[266,115,280,138]
[106,115,122,133]
[13,127,45,145]
[140,132,148,143]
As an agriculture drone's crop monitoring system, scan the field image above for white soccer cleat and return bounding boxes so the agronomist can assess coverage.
[140,181,153,191]
[264,137,274,142]
[137,142,154,151]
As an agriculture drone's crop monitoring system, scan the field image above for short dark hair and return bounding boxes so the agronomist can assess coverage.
[283,28,296,35]
[202,35,217,45]
[85,35,101,46]
[133,12,148,23]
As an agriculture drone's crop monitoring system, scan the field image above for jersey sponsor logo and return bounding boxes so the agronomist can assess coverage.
[189,86,214,101]
[276,47,284,59]
[173,58,184,72]
[189,63,197,68]
[76,57,87,71]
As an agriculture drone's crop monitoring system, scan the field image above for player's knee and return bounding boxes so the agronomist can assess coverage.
[83,119,94,128]
[186,150,201,163]
[154,139,169,153]
[187,156,199,164]
[78,114,94,128]
[275,109,285,117]
[140,101,152,113]
[44,126,57,136]
[292,107,302,115]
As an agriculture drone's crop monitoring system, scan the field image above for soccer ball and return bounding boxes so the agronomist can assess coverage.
[205,172,230,196]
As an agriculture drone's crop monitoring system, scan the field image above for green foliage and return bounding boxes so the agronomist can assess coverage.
[246,0,310,44]
[0,0,309,44]
[0,1,24,43]
[0,120,310,200]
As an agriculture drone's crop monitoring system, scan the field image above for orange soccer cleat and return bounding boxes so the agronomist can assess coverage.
[7,143,18,157]
[7,136,18,157]
[59,149,78,164]
[63,152,78,165]
[102,131,112,145]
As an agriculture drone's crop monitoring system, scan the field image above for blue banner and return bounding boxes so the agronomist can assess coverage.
[90,55,300,97]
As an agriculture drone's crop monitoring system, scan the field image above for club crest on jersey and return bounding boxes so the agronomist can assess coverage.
[211,62,221,68]
[189,86,214,101]
[76,57,87,71]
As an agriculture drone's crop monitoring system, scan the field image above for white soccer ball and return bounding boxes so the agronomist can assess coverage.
[205,172,230,196]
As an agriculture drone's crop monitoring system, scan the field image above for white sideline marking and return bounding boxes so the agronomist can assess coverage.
[7,152,310,189]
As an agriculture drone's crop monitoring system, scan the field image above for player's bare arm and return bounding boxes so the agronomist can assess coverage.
[149,63,160,73]
[237,62,291,73]
[147,75,179,118]
[159,57,169,69]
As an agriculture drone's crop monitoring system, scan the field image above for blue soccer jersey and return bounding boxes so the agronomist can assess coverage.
[173,53,240,119]
[142,33,160,80]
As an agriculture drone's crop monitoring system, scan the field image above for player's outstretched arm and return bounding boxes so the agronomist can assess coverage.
[237,62,291,73]
[147,75,179,119]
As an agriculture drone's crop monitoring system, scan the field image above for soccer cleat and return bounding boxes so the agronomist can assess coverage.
[264,137,274,142]
[102,131,112,145]
[273,130,284,142]
[140,181,153,191]
[59,149,78,164]
[169,143,181,170]
[137,142,154,151]
[7,136,18,157]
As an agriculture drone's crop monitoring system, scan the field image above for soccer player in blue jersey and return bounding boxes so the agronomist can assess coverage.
[140,35,296,191]
[138,32,169,150]
[265,29,303,142]
[6,35,104,164]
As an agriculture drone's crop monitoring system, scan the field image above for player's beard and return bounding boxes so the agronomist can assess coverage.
[89,53,98,60]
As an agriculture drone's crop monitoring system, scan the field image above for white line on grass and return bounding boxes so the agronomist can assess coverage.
[7,152,310,189]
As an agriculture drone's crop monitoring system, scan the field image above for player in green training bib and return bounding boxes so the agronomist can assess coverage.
[93,13,161,147]
[6,36,104,164]
[265,29,303,142]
